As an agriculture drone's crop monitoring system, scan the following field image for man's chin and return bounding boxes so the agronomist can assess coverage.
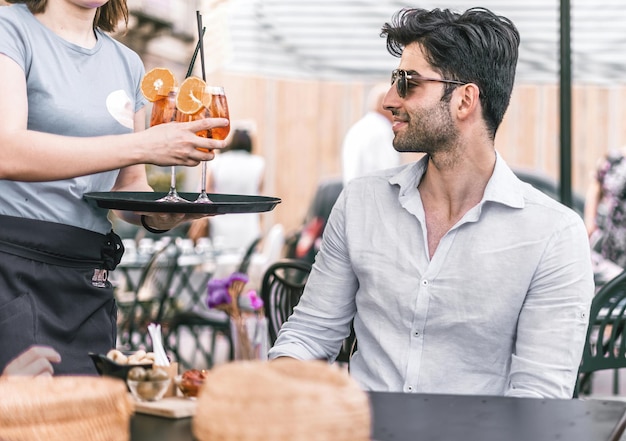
[393,140,423,154]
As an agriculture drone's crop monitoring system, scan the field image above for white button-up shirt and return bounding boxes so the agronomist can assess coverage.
[269,154,594,398]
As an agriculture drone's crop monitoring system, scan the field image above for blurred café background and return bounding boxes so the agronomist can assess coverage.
[109,0,626,236]
[4,0,626,235]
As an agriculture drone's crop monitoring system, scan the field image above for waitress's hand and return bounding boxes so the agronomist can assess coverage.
[139,212,212,233]
[144,118,229,166]
[2,345,61,377]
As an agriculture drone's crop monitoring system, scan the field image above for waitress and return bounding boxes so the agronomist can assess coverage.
[0,0,228,374]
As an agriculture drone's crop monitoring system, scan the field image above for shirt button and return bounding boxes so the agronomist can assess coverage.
[421,279,429,286]
[407,386,414,392]
[413,331,420,337]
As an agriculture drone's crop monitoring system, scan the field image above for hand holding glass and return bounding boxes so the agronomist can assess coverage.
[150,89,189,203]
[176,86,230,203]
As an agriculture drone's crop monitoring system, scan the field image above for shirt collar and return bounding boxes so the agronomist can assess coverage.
[482,153,525,209]
[389,152,526,210]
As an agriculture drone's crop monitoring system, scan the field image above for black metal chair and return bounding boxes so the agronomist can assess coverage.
[260,258,312,345]
[164,237,262,369]
[261,258,358,364]
[165,309,233,370]
[576,270,626,397]
[336,322,357,364]
[116,241,181,351]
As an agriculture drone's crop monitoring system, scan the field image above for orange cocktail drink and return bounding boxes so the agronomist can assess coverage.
[175,78,231,203]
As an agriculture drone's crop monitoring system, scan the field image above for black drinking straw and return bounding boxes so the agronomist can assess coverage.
[196,11,207,81]
[185,27,206,78]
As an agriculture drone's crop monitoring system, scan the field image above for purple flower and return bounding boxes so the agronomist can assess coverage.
[206,272,259,311]
[208,277,229,292]
[206,277,231,308]
[248,290,264,310]
[207,287,231,308]
[238,289,264,312]
[228,272,249,285]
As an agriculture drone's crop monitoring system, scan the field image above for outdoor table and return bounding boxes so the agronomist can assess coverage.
[114,251,213,310]
[113,246,216,351]
[130,391,626,441]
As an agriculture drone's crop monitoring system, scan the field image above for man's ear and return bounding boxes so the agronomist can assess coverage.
[455,83,480,120]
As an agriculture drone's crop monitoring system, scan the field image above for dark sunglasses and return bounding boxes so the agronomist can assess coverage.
[391,69,467,98]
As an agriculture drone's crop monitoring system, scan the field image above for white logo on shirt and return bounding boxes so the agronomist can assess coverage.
[106,90,134,129]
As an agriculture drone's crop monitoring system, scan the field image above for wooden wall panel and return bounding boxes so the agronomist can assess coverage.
[579,87,609,186]
[540,85,560,176]
[618,88,626,148]
[518,85,540,168]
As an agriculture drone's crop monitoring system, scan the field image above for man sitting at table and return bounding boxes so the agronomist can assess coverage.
[268,7,594,399]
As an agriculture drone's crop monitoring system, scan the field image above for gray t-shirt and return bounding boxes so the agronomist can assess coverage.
[0,4,147,234]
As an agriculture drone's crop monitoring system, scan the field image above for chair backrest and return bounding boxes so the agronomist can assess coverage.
[579,270,626,373]
[336,322,357,364]
[259,224,285,262]
[237,236,262,274]
[120,241,181,350]
[260,258,312,345]
[576,270,626,395]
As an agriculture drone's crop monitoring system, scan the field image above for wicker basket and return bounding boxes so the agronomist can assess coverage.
[0,376,133,441]
[192,359,371,441]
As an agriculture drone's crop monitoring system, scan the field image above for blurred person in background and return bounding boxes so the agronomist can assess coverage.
[269,6,593,398]
[0,0,228,374]
[584,148,626,286]
[188,129,265,252]
[341,83,402,186]
[288,177,344,264]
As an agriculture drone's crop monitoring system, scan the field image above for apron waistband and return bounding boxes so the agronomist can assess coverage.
[0,239,102,269]
[0,215,124,270]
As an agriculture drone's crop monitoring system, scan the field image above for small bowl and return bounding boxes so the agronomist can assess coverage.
[175,371,207,398]
[127,378,171,402]
[88,352,153,382]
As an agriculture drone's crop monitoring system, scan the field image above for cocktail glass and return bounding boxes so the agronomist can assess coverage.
[177,86,230,204]
[151,88,189,203]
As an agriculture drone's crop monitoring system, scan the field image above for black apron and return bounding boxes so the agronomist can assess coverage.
[0,214,124,375]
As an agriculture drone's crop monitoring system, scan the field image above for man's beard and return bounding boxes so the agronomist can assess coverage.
[392,100,459,156]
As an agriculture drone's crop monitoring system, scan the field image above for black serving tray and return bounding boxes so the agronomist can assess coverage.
[84,192,281,215]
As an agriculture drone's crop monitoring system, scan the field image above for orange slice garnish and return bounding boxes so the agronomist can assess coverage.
[200,89,214,109]
[140,67,178,102]
[176,76,206,115]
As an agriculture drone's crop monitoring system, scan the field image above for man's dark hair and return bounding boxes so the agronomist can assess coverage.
[381,7,520,138]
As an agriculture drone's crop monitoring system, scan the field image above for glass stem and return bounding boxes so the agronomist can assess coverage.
[169,166,177,195]
[201,160,207,195]
[195,161,211,203]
